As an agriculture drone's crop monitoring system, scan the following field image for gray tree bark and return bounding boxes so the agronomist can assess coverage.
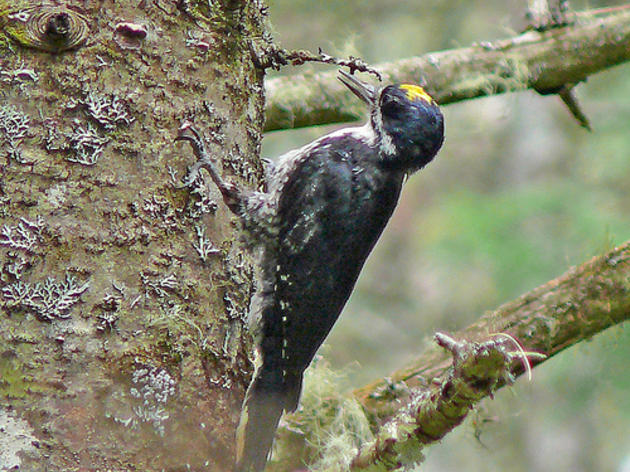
[0,1,265,470]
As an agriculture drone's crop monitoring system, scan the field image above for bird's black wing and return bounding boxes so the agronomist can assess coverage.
[270,135,404,407]
[235,136,403,472]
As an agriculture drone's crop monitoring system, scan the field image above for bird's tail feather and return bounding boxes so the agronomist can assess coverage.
[282,371,303,413]
[235,367,302,472]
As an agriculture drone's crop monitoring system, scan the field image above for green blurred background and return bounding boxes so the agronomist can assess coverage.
[262,1,630,470]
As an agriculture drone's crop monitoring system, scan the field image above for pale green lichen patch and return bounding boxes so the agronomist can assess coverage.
[272,358,374,472]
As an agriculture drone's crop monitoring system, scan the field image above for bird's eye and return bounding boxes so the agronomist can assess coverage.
[380,93,404,118]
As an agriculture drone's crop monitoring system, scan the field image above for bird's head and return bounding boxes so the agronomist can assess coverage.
[338,70,444,174]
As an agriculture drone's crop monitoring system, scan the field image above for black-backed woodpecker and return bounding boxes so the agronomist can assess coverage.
[176,70,444,472]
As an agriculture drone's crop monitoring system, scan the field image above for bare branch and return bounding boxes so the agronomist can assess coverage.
[264,8,630,131]
[258,47,382,79]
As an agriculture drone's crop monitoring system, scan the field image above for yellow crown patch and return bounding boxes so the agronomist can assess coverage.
[400,84,434,104]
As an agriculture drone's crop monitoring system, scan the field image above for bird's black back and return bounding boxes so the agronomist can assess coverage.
[259,132,404,410]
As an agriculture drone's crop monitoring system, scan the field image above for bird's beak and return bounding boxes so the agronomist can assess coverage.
[338,70,376,105]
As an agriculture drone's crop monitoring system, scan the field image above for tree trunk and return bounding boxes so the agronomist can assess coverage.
[0,2,265,470]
